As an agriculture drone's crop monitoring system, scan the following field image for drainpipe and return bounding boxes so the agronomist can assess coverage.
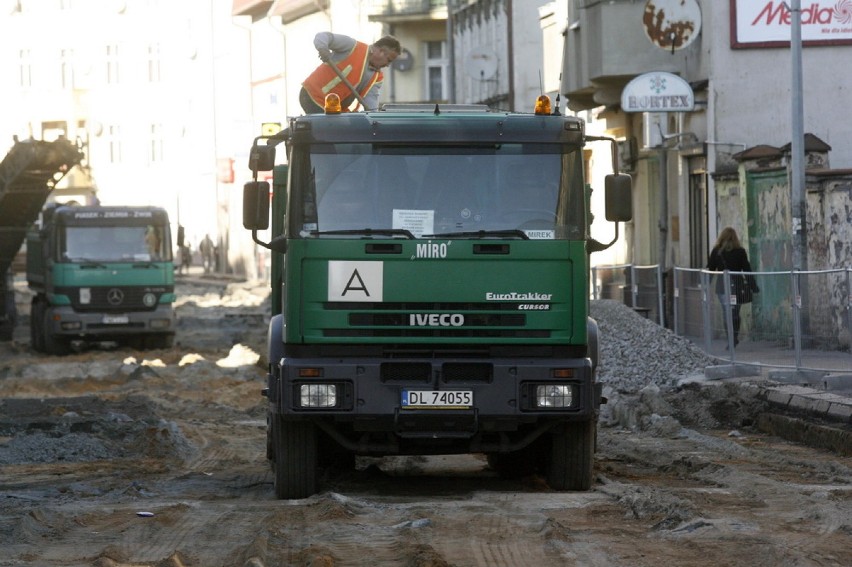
[507,0,514,110]
[446,2,455,103]
[658,145,668,272]
[389,24,396,104]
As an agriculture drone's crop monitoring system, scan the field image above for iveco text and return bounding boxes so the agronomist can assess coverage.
[409,314,465,326]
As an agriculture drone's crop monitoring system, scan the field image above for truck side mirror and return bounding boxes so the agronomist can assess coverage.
[248,145,276,173]
[243,181,270,230]
[604,174,632,222]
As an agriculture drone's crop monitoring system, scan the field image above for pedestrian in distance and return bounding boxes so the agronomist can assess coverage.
[180,241,192,275]
[707,227,760,348]
[199,234,214,274]
[300,32,401,114]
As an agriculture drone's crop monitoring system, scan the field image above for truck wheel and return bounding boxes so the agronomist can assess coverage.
[42,309,69,356]
[546,420,595,491]
[0,286,16,341]
[271,414,318,499]
[266,410,274,461]
[30,299,43,352]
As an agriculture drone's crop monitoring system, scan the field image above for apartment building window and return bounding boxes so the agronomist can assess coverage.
[425,40,448,102]
[108,125,122,163]
[19,49,32,87]
[41,121,68,141]
[61,49,75,89]
[147,43,161,83]
[149,123,164,163]
[106,44,120,84]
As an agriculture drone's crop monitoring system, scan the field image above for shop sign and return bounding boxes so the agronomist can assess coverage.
[732,0,852,48]
[620,72,694,113]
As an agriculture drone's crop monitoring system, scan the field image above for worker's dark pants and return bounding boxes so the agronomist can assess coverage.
[299,88,324,114]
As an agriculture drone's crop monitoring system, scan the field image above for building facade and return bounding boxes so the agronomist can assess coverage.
[0,0,252,275]
[562,0,852,273]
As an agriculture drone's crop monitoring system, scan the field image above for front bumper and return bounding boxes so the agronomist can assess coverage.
[46,304,175,338]
[267,356,600,453]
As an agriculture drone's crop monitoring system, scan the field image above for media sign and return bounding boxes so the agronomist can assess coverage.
[731,0,852,48]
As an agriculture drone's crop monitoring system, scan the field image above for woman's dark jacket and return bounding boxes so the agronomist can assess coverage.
[707,246,759,302]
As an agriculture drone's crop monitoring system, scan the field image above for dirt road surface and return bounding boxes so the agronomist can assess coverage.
[1,279,849,567]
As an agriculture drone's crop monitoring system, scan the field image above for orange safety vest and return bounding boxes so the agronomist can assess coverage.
[302,41,382,110]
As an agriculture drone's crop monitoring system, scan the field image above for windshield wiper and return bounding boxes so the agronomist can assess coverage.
[309,228,415,239]
[423,230,530,240]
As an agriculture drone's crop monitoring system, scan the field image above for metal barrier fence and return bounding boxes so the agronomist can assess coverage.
[591,264,852,373]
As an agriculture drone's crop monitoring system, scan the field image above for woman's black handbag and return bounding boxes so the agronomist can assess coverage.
[732,273,760,304]
[721,250,760,304]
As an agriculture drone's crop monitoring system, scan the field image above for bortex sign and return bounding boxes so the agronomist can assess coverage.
[732,0,852,48]
[620,72,694,113]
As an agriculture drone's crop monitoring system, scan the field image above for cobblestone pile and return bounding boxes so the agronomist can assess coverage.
[591,299,715,394]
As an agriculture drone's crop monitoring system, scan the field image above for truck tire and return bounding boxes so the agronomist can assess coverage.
[0,286,15,341]
[30,298,43,352]
[546,420,595,491]
[42,322,71,356]
[43,329,69,355]
[42,309,69,356]
[271,414,318,499]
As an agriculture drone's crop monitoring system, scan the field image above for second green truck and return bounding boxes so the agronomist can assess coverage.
[27,205,176,354]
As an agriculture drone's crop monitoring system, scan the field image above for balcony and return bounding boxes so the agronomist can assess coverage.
[232,0,332,24]
[269,0,329,24]
[367,0,447,23]
[231,0,273,20]
[562,0,698,111]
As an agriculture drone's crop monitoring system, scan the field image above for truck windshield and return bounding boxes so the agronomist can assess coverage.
[60,225,172,262]
[290,144,586,240]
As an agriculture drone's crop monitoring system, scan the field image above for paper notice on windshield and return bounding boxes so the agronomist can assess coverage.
[393,209,434,238]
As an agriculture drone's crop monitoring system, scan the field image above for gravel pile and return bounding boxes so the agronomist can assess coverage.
[591,299,715,394]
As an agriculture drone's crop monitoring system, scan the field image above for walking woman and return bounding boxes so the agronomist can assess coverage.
[707,227,759,347]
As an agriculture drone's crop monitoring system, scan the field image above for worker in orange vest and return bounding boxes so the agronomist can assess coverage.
[300,32,401,114]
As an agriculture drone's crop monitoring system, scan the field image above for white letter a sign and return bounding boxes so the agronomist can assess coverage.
[327,261,383,302]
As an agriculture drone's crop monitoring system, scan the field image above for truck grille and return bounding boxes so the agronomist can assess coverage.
[322,301,551,339]
[58,286,171,313]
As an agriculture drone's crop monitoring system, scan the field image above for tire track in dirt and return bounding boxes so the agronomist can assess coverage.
[425,492,603,566]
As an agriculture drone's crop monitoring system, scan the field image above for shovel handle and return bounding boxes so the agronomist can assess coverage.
[324,60,370,110]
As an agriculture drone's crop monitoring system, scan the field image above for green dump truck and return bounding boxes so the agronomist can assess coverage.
[242,100,632,498]
[26,205,176,354]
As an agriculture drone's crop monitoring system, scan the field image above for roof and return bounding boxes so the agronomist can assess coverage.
[779,133,832,153]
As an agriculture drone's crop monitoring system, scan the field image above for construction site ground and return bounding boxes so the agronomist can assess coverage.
[0,274,849,567]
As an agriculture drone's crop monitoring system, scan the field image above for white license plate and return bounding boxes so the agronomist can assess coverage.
[102,315,129,324]
[401,390,472,409]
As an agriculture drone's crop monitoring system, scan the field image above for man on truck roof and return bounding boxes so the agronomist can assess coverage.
[299,32,401,114]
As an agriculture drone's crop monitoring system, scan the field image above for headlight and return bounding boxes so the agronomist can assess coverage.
[536,384,573,408]
[300,384,337,408]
